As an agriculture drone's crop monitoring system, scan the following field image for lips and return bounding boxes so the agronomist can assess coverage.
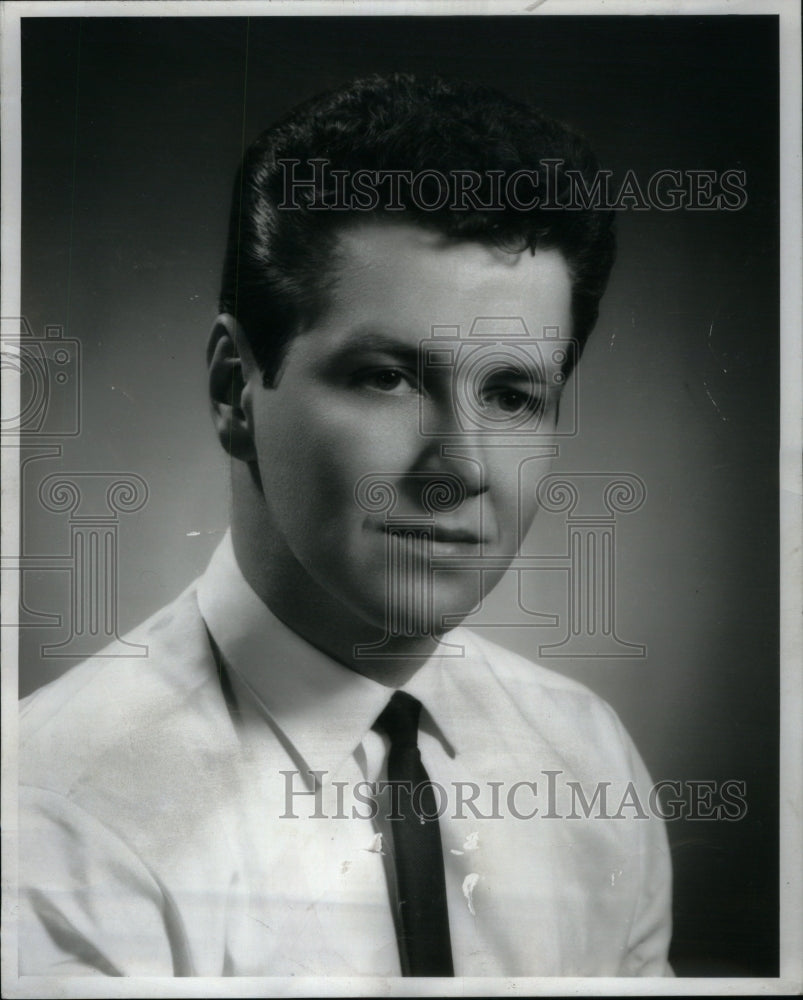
[430,525,485,544]
[379,522,487,545]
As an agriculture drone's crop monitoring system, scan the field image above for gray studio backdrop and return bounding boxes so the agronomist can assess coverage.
[17,15,779,975]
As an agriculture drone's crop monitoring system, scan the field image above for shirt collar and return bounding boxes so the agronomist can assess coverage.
[197,531,460,778]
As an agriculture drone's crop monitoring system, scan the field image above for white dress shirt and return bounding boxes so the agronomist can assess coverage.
[19,532,672,977]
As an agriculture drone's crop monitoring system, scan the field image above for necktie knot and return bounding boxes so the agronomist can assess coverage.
[374,690,422,750]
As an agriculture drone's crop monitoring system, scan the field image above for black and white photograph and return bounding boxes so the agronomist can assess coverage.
[1,1,800,996]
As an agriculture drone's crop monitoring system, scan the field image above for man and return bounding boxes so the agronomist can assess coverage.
[19,74,672,977]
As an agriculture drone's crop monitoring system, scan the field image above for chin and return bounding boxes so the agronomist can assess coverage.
[332,555,490,640]
[387,575,484,635]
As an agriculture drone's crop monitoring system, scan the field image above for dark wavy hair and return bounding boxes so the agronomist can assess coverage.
[219,73,616,384]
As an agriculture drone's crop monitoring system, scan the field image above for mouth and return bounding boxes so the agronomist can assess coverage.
[379,522,487,547]
[430,525,484,545]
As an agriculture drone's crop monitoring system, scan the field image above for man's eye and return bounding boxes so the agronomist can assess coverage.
[484,387,542,416]
[359,369,416,393]
[496,390,529,414]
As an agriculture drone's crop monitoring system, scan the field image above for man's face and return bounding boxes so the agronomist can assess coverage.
[244,220,573,635]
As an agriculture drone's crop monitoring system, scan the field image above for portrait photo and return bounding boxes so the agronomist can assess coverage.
[1,2,800,997]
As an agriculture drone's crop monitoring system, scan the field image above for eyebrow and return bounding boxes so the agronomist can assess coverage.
[326,326,554,385]
[325,328,423,366]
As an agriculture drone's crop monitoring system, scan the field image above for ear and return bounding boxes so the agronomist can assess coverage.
[207,314,258,462]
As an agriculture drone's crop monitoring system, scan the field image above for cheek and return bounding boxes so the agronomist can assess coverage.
[518,490,540,543]
[487,447,556,536]
[254,401,417,522]
[296,400,420,473]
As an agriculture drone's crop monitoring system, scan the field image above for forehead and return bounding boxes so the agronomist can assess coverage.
[316,220,573,344]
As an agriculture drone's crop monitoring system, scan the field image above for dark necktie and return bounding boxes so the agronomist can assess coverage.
[374,690,454,977]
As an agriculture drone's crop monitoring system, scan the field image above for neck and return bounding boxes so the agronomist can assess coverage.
[230,462,441,688]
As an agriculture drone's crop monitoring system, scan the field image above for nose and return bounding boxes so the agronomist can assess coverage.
[414,433,488,499]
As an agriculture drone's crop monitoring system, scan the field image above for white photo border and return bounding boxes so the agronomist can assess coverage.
[2,1,800,996]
